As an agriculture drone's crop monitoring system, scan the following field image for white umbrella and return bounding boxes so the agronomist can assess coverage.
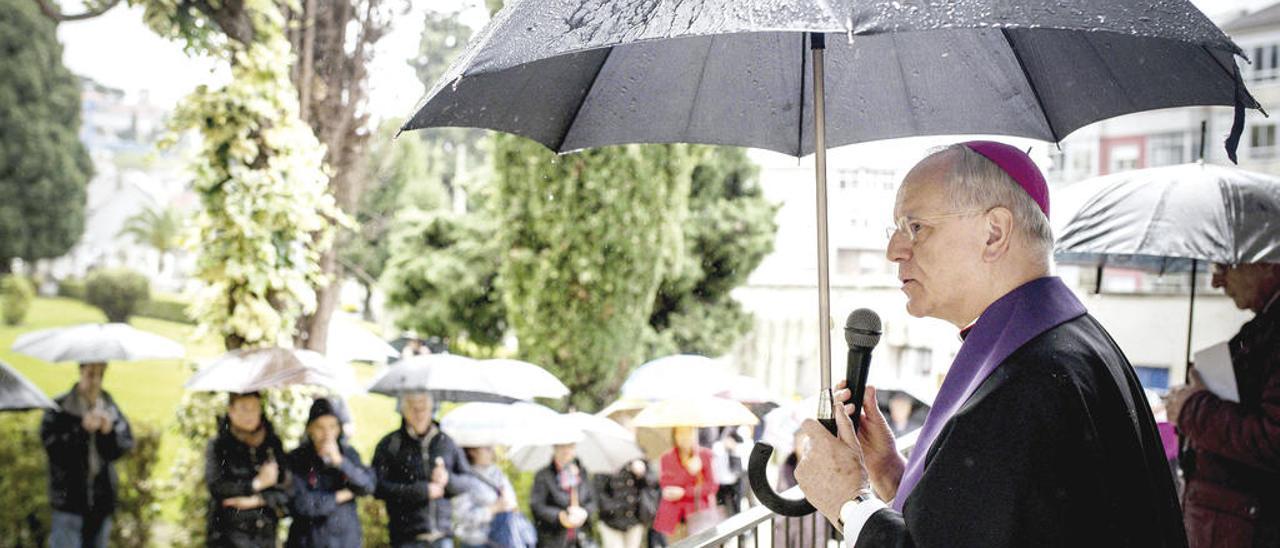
[620,354,737,400]
[0,360,56,412]
[509,412,644,474]
[440,401,566,447]
[326,314,400,364]
[715,374,777,404]
[479,359,569,400]
[185,348,361,394]
[631,396,761,429]
[13,323,184,363]
[367,354,515,402]
[760,396,818,459]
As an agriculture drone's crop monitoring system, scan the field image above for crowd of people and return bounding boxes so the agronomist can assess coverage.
[37,370,766,548]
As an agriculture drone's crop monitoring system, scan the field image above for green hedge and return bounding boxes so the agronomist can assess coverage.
[57,278,85,300]
[85,269,150,323]
[1,275,35,325]
[135,295,194,325]
[0,414,164,548]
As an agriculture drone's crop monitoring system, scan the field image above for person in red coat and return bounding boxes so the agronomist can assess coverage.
[653,426,717,541]
[1167,261,1280,548]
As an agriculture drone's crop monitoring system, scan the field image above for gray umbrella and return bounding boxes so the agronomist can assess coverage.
[1055,161,1280,366]
[0,360,56,412]
[403,0,1258,517]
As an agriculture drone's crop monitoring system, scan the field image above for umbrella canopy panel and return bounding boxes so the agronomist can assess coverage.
[407,2,1249,156]
[13,323,185,364]
[368,354,519,403]
[185,348,361,394]
[440,401,568,447]
[0,360,56,412]
[508,411,645,473]
[1056,163,1280,269]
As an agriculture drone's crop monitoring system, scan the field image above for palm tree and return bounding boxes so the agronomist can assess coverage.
[119,205,184,274]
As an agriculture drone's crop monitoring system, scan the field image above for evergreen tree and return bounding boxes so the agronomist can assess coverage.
[0,0,92,272]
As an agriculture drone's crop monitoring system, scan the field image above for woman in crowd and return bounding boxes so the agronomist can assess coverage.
[285,397,376,548]
[594,458,659,548]
[206,392,291,548]
[452,445,533,547]
[654,426,717,541]
[530,443,598,548]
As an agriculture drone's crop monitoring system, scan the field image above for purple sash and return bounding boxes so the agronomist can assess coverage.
[892,277,1087,511]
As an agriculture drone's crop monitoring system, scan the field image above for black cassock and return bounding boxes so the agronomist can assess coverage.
[857,315,1187,547]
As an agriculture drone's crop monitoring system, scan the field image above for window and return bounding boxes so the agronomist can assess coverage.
[1148,132,1186,167]
[1247,44,1280,83]
[1251,123,1277,159]
[1107,143,1141,173]
[1133,366,1171,393]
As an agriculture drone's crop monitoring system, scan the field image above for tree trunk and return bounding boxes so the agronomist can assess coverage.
[289,0,387,353]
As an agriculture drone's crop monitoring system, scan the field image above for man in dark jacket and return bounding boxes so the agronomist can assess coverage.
[1167,261,1280,548]
[372,391,471,547]
[795,142,1185,547]
[595,458,659,547]
[41,362,133,548]
[531,444,599,548]
[206,392,291,548]
[286,397,376,548]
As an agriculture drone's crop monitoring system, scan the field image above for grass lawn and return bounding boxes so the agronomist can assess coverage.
[2,297,402,524]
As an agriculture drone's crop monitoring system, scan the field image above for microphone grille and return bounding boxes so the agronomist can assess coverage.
[844,308,882,348]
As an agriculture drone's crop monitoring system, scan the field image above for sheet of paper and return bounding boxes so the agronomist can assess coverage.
[1193,341,1239,403]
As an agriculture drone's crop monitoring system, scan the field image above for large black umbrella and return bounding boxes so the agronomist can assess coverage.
[1055,161,1280,369]
[403,0,1258,516]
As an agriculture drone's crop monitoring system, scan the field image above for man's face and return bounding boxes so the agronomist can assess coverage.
[401,392,434,434]
[78,362,106,398]
[307,415,341,447]
[227,394,263,432]
[887,156,986,323]
[1212,263,1280,313]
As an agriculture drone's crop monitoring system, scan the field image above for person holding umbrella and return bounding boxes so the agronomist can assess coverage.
[41,361,133,548]
[593,457,659,548]
[529,442,598,548]
[372,391,472,547]
[653,426,718,541]
[451,445,532,548]
[285,397,376,548]
[795,143,1184,546]
[206,392,290,547]
[1166,261,1280,548]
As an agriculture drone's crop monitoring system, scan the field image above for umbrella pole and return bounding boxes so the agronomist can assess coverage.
[810,32,833,394]
[1185,259,1199,380]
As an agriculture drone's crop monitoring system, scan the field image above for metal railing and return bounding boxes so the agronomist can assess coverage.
[674,429,920,548]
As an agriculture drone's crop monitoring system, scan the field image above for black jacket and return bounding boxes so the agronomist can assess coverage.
[857,315,1186,548]
[593,464,658,531]
[40,387,133,516]
[531,459,599,548]
[371,421,471,545]
[206,416,291,548]
[285,440,376,548]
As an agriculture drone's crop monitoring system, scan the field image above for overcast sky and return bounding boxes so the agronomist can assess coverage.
[54,0,1269,124]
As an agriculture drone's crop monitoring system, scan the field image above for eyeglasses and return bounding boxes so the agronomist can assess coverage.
[884,210,985,243]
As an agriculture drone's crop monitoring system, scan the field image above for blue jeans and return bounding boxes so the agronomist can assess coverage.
[49,511,112,548]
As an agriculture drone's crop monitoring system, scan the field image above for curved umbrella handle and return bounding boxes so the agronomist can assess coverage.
[747,442,816,517]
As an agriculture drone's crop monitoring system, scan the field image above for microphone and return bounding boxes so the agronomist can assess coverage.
[844,309,882,432]
[748,307,882,517]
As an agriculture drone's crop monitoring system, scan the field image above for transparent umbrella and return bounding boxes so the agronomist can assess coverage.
[508,412,645,474]
[185,348,361,394]
[13,323,184,364]
[0,360,56,412]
